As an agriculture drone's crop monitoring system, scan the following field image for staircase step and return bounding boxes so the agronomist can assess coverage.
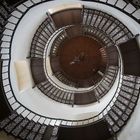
[42,126,54,140]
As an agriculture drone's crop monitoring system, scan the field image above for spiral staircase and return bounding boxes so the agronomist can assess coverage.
[0,0,140,140]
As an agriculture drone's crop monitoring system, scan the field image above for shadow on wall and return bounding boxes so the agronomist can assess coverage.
[5,0,22,5]
[0,131,18,140]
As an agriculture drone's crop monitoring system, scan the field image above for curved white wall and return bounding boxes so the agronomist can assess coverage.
[9,0,140,123]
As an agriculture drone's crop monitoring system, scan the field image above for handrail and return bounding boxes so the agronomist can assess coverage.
[43,25,120,94]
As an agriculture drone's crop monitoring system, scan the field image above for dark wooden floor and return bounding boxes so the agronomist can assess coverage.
[119,37,140,76]
[31,58,46,84]
[58,36,103,80]
[57,119,113,140]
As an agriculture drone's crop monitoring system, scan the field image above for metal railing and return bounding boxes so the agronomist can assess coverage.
[93,0,140,24]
